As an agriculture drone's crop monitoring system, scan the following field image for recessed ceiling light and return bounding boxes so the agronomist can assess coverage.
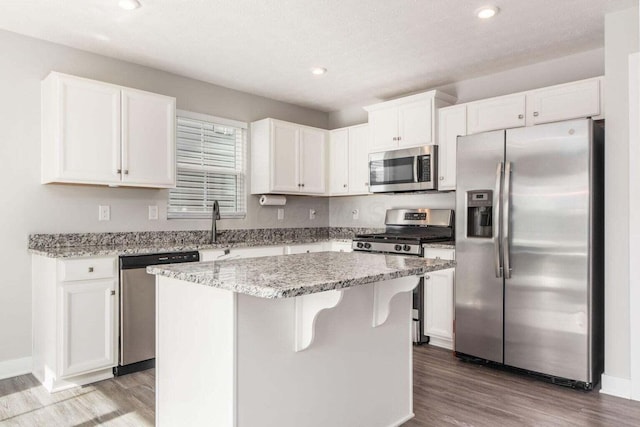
[118,0,141,10]
[476,6,499,19]
[310,67,327,76]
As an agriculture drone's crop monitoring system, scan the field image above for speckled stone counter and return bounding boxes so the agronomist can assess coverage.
[147,251,454,298]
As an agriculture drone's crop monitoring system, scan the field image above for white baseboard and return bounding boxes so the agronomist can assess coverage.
[600,374,632,399]
[387,413,415,427]
[0,356,32,381]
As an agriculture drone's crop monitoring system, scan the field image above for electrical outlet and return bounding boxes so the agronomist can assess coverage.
[352,209,359,220]
[309,209,316,220]
[99,205,110,221]
[148,205,159,220]
[277,208,284,220]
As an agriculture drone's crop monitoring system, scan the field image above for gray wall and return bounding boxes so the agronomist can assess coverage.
[603,6,639,386]
[0,29,330,364]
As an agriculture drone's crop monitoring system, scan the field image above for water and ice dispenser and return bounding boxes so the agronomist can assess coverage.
[467,190,493,238]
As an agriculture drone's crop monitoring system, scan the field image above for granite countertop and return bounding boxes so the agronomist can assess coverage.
[147,251,455,298]
[27,237,346,258]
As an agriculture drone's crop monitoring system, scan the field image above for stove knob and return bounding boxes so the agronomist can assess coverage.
[364,243,372,249]
[356,242,364,249]
[394,245,402,251]
[403,245,411,252]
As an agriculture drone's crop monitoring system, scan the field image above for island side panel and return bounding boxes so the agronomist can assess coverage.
[236,280,414,427]
[156,276,237,427]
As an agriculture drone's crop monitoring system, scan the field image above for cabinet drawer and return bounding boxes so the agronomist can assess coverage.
[58,257,117,282]
[423,248,455,261]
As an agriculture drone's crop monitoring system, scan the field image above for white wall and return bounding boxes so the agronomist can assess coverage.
[0,29,330,367]
[327,48,604,129]
[600,6,639,398]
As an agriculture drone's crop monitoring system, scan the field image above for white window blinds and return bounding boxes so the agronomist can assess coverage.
[169,112,247,219]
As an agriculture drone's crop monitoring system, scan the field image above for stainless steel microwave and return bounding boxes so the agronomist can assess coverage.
[368,146,438,193]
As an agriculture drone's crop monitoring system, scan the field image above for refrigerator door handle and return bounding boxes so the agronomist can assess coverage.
[494,162,504,278]
[503,161,512,279]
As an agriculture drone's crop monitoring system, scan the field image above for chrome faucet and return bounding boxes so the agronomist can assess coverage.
[210,200,221,244]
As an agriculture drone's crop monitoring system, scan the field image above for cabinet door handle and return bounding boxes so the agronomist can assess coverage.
[88,267,94,273]
[298,183,301,187]
[518,114,524,119]
[110,290,116,296]
[365,182,369,186]
[116,169,122,174]
[425,275,430,280]
[398,136,402,141]
[439,176,444,181]
[343,184,347,188]
[533,112,539,117]
[301,183,305,187]
[123,170,129,175]
[392,137,397,141]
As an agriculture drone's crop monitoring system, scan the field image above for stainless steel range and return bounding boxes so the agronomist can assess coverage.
[352,208,454,344]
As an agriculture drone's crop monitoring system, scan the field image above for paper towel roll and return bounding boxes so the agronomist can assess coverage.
[259,195,287,206]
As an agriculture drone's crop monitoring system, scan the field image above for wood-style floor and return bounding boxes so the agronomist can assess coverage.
[2,346,640,426]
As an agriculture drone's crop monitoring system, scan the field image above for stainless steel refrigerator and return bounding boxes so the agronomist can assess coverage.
[455,118,604,389]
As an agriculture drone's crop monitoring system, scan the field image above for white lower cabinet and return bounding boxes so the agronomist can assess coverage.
[32,255,118,392]
[423,247,455,350]
[59,279,117,377]
[424,268,455,350]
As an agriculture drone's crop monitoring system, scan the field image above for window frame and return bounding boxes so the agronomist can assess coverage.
[168,109,248,220]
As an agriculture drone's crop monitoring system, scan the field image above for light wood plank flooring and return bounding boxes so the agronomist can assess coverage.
[2,346,640,426]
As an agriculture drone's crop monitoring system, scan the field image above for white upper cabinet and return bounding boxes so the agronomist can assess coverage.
[467,93,526,134]
[365,90,456,153]
[271,121,300,193]
[329,124,371,196]
[41,72,176,188]
[465,77,603,135]
[121,89,176,187]
[527,78,601,126]
[368,108,398,152]
[299,128,327,194]
[347,124,371,195]
[437,105,467,192]
[329,129,349,195]
[397,99,433,148]
[42,74,122,185]
[251,118,327,195]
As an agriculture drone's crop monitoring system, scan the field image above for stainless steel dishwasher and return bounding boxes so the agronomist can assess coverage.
[115,251,200,376]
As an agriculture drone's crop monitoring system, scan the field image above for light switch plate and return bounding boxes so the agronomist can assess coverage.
[148,205,159,220]
[99,205,110,221]
[277,208,284,220]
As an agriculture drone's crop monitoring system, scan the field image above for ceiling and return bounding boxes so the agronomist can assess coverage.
[0,0,634,112]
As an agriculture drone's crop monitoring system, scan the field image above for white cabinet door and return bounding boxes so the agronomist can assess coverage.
[329,129,349,195]
[437,105,466,191]
[271,121,300,193]
[55,75,122,184]
[369,108,398,152]
[424,268,454,349]
[467,94,526,134]
[348,124,371,194]
[121,89,176,187]
[398,99,433,147]
[528,78,601,125]
[300,128,327,194]
[59,279,116,377]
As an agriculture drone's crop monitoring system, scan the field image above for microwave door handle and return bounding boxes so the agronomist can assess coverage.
[413,157,419,182]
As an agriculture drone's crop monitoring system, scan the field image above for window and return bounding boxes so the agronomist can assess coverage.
[168,110,247,219]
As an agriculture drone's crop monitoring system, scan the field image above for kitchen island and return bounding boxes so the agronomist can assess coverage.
[148,251,454,427]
